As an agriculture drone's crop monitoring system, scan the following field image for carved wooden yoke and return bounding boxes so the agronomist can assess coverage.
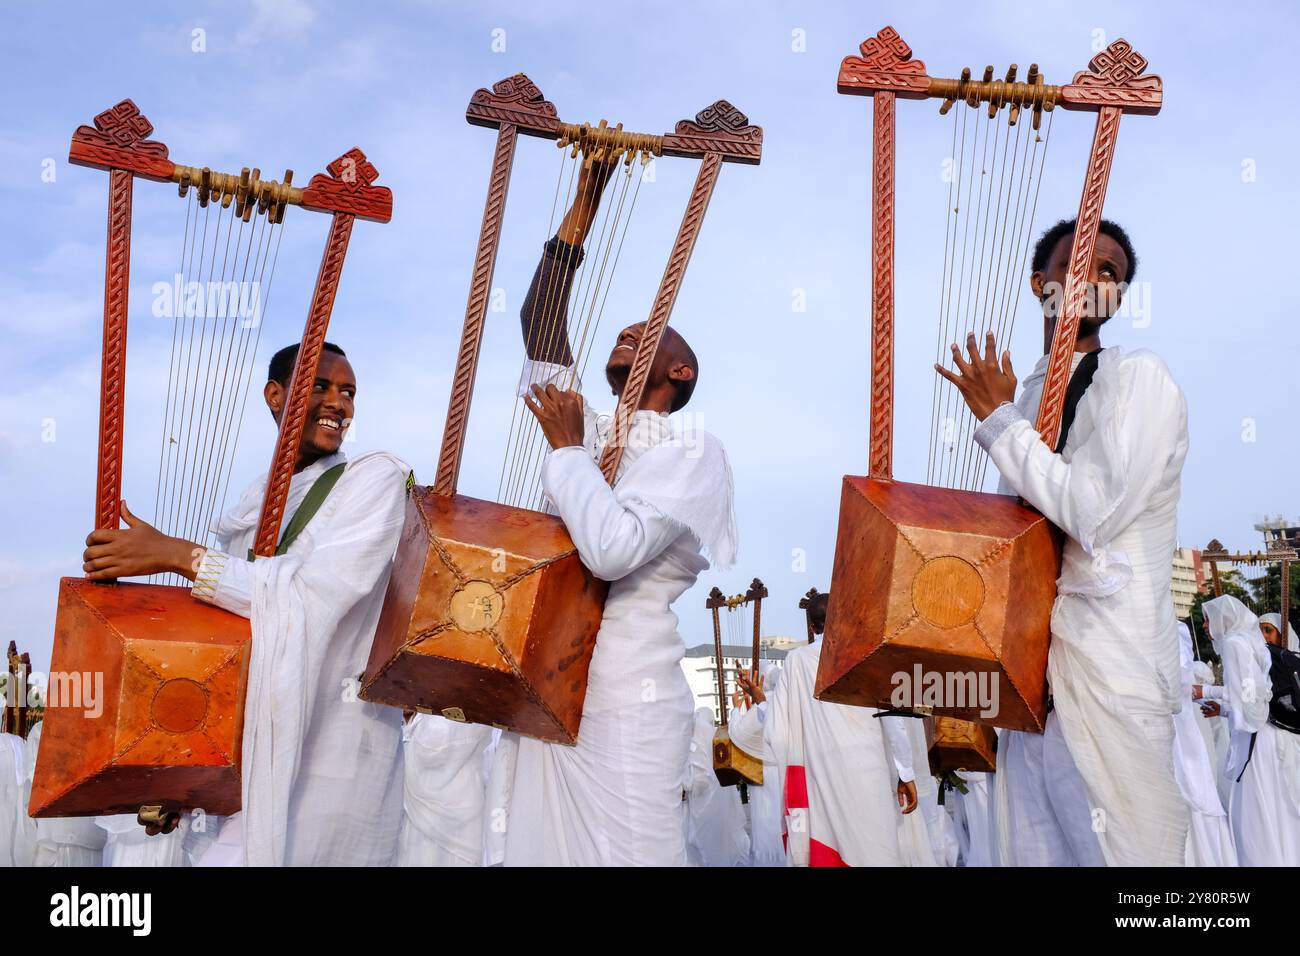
[837,27,1162,477]
[435,74,763,497]
[69,99,393,555]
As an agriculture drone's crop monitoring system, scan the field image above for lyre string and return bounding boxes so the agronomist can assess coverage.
[495,147,573,502]
[177,192,244,548]
[955,112,1027,491]
[211,215,284,541]
[975,107,1053,490]
[523,159,638,510]
[501,146,585,507]
[926,106,963,486]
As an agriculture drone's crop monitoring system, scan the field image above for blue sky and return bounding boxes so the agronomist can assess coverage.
[2,0,1297,671]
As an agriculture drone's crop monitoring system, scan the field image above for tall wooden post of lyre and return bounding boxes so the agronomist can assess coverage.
[815,28,1162,738]
[1204,537,1297,644]
[361,75,762,745]
[29,101,393,821]
[707,580,766,787]
[3,643,33,740]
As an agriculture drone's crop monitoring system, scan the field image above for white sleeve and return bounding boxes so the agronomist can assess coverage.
[541,446,686,582]
[974,355,1186,559]
[517,359,581,397]
[1223,640,1271,735]
[192,549,253,618]
[880,714,916,783]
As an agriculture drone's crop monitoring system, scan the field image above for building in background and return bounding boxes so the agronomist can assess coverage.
[681,636,796,723]
[1171,546,1205,619]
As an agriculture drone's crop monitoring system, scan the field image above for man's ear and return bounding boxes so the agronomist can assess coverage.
[667,362,695,386]
[1029,271,1046,300]
[264,380,284,421]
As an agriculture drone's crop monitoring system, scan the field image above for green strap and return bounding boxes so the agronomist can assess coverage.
[247,462,348,561]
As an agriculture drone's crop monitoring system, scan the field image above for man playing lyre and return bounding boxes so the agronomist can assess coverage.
[484,157,739,866]
[940,218,1191,866]
[82,342,410,866]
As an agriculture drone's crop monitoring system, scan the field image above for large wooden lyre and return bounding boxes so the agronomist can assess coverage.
[361,75,762,744]
[708,579,767,787]
[30,100,392,820]
[1203,537,1296,645]
[815,28,1162,742]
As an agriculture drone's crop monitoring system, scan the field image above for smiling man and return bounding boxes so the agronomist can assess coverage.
[937,218,1191,867]
[82,342,410,866]
[481,158,738,867]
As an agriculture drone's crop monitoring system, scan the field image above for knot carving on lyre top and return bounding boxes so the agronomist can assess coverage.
[484,73,558,115]
[327,147,379,191]
[1081,40,1150,87]
[675,100,761,141]
[93,100,158,148]
[856,26,924,72]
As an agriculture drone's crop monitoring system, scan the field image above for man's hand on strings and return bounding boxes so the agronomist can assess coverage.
[556,155,620,246]
[896,778,919,815]
[935,331,1018,422]
[83,500,205,581]
[523,383,585,451]
[736,669,765,706]
[1199,700,1222,718]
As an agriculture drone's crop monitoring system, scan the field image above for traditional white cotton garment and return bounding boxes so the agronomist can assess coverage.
[1172,623,1236,866]
[947,771,995,867]
[1192,657,1233,809]
[97,814,189,867]
[755,636,914,867]
[978,347,1190,866]
[728,662,786,867]
[23,723,105,867]
[190,449,409,866]
[683,708,750,867]
[396,713,492,867]
[486,361,738,867]
[1205,596,1300,866]
[0,732,35,866]
[899,718,951,866]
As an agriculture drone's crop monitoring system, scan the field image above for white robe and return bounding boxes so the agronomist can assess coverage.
[683,708,750,867]
[979,347,1190,866]
[734,637,914,866]
[23,723,105,867]
[486,361,738,866]
[947,770,996,867]
[1206,597,1300,866]
[727,662,786,867]
[191,450,409,866]
[0,732,35,867]
[396,714,492,867]
[1172,623,1236,866]
[1193,658,1233,810]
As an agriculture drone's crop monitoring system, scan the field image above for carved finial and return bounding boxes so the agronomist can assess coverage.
[858,25,916,69]
[92,100,154,147]
[327,148,379,189]
[1087,39,1149,84]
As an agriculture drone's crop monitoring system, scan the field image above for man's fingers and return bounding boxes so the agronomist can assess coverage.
[85,528,119,546]
[935,363,965,391]
[983,331,998,365]
[1001,349,1016,380]
[120,499,140,527]
[966,332,983,367]
[949,343,971,376]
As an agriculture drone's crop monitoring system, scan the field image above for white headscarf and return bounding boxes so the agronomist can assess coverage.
[1259,612,1299,652]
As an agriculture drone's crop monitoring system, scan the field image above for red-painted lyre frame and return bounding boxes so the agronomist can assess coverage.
[838,27,1162,478]
[434,74,763,496]
[68,99,393,554]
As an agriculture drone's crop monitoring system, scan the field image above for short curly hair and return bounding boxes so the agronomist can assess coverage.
[1031,218,1138,284]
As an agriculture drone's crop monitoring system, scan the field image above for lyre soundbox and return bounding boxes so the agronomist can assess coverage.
[712,726,763,788]
[31,579,251,817]
[360,75,761,745]
[362,490,606,744]
[924,715,998,776]
[31,100,392,820]
[816,478,1060,733]
[814,28,1161,739]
